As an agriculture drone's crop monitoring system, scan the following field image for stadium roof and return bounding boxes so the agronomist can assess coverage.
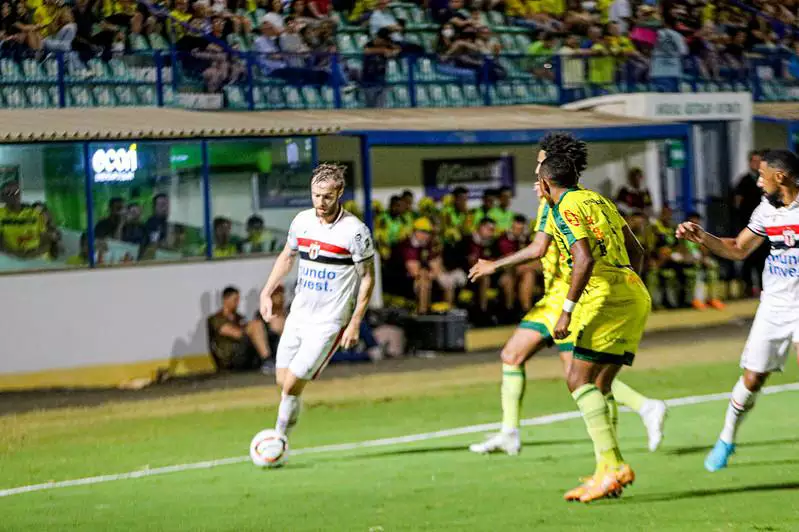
[0,107,341,143]
[0,105,682,144]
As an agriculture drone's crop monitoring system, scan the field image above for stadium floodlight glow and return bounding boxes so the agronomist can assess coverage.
[92,144,138,182]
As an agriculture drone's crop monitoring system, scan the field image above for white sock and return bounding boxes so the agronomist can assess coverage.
[276,394,301,436]
[719,377,757,444]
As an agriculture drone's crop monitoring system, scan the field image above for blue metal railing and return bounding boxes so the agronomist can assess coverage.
[0,49,797,110]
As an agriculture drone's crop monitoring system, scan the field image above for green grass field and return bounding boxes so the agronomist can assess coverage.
[2,337,799,531]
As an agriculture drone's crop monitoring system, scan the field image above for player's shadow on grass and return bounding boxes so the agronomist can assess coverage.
[347,439,585,461]
[667,438,799,456]
[628,481,799,504]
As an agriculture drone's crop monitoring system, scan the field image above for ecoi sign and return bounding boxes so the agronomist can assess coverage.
[92,144,138,183]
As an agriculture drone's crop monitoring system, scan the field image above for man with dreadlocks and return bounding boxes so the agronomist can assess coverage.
[259,164,375,454]
[467,133,667,460]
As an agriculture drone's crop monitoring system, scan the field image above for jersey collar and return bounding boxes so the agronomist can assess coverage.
[318,205,345,228]
[555,187,579,206]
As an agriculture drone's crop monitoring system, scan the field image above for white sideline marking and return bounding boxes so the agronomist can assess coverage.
[2,382,798,498]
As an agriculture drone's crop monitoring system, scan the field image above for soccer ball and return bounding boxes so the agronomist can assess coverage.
[249,429,289,468]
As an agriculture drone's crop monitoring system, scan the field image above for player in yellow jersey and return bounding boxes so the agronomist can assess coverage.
[540,154,651,502]
[468,134,666,460]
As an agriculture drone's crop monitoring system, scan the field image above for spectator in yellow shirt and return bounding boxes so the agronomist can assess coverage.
[589,28,614,87]
[33,0,58,37]
[506,0,539,21]
[608,21,647,81]
[0,181,51,260]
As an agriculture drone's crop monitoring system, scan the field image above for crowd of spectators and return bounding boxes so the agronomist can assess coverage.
[372,167,768,325]
[2,0,798,100]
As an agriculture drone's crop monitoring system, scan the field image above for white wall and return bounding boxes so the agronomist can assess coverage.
[0,257,281,375]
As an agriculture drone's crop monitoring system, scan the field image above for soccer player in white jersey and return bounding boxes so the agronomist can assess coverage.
[677,149,799,472]
[259,163,375,447]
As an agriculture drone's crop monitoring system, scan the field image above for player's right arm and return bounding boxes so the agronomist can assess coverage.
[260,220,299,321]
[468,230,551,282]
[676,224,764,262]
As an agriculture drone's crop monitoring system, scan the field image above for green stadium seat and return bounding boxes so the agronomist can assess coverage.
[515,34,531,50]
[404,33,422,47]
[487,11,506,26]
[337,34,355,53]
[224,85,245,108]
[417,57,437,80]
[392,6,410,21]
[0,59,22,81]
[25,87,51,107]
[415,85,430,107]
[42,58,59,80]
[129,33,150,52]
[324,86,341,106]
[108,59,131,80]
[427,83,447,106]
[227,34,250,52]
[22,59,44,80]
[392,86,410,106]
[2,87,27,107]
[500,34,517,53]
[512,84,531,103]
[93,87,116,106]
[115,86,136,105]
[148,33,170,51]
[408,6,425,24]
[355,33,369,48]
[421,31,436,52]
[68,87,92,106]
[462,84,481,106]
[162,85,175,104]
[386,59,402,82]
[341,89,359,108]
[444,84,464,106]
[88,59,108,79]
[136,86,157,105]
[301,86,325,108]
[286,87,305,109]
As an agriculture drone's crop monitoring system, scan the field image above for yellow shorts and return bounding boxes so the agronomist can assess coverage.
[572,271,652,366]
[519,281,580,352]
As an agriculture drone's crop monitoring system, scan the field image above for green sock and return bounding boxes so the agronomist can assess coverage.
[612,379,647,413]
[572,384,623,473]
[605,392,619,436]
[501,364,525,432]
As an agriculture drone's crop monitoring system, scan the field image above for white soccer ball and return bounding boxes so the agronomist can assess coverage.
[249,429,289,468]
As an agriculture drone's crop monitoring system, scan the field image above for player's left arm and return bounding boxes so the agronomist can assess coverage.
[341,227,376,349]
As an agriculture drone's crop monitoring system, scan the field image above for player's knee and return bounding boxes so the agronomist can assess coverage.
[743,371,768,392]
[500,349,526,366]
[565,369,589,393]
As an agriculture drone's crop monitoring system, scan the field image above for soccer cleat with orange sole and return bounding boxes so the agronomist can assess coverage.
[615,464,635,487]
[578,473,624,503]
[563,477,594,502]
[708,299,726,310]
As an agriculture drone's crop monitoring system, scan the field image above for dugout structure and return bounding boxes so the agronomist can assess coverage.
[0,105,693,390]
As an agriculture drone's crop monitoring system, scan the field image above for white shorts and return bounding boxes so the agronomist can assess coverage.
[740,302,799,374]
[275,317,345,381]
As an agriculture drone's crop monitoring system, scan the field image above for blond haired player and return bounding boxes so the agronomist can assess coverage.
[259,164,375,453]
[678,149,799,472]
[468,133,666,459]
